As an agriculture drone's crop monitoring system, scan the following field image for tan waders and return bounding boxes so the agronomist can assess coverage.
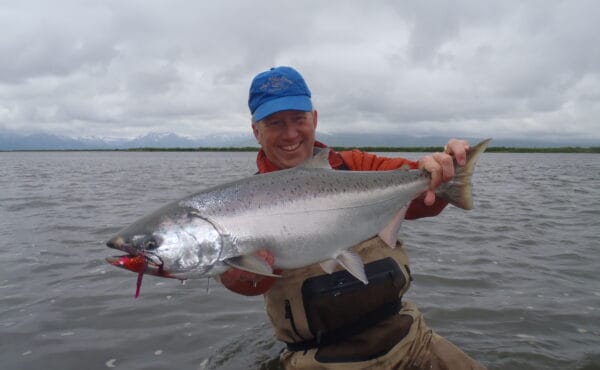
[264,237,486,370]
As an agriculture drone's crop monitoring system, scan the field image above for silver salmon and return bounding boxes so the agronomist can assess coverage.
[106,139,490,294]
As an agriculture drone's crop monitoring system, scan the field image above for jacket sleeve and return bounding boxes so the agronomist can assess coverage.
[339,149,448,219]
[339,149,417,171]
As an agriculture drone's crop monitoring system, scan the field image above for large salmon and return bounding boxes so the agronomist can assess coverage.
[106,139,490,296]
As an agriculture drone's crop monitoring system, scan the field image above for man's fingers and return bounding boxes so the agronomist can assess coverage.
[255,250,274,266]
[454,150,467,167]
[419,152,455,206]
[419,155,441,189]
[424,190,436,206]
[417,138,471,208]
[432,152,454,182]
[429,163,442,190]
[445,139,470,166]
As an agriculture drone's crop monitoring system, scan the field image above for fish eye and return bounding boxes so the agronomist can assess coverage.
[144,237,160,250]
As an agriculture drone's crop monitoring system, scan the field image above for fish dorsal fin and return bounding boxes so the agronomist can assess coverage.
[335,250,368,284]
[298,147,332,169]
[223,255,282,278]
[378,206,408,247]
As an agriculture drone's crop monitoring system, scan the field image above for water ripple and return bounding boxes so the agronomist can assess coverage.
[1,152,599,370]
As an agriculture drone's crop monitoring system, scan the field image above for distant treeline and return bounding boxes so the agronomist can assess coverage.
[126,146,260,152]
[125,146,600,153]
[332,146,600,153]
[483,146,600,153]
[3,146,599,153]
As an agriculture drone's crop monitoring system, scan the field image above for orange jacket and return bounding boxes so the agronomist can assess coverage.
[221,141,448,296]
[256,141,448,219]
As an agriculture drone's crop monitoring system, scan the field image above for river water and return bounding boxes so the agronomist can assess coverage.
[1,151,599,370]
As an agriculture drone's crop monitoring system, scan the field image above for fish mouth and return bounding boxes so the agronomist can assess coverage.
[105,239,174,299]
[105,253,171,299]
[105,236,170,277]
[105,253,165,274]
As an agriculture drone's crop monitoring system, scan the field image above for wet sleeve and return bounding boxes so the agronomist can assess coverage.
[219,269,276,296]
[339,149,418,171]
[405,196,448,220]
[217,250,279,296]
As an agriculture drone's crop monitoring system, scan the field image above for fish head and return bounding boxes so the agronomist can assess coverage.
[106,211,226,279]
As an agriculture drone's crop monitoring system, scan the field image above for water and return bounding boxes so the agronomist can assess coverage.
[1,151,599,370]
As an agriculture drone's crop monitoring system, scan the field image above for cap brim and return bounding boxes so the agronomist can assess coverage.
[253,95,313,122]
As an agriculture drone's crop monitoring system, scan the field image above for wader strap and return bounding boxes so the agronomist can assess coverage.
[285,298,402,352]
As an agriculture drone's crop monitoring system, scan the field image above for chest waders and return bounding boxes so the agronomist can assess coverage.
[264,237,413,362]
[261,154,486,369]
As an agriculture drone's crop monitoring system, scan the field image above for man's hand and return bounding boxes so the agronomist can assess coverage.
[417,139,470,206]
[217,250,278,296]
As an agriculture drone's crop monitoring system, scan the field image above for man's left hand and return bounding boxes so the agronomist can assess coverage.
[417,139,470,206]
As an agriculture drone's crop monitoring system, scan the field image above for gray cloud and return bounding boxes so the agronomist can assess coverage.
[0,0,598,142]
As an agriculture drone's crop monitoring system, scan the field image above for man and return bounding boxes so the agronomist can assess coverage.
[219,66,486,369]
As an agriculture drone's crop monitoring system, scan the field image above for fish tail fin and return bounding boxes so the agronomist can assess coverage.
[437,138,491,210]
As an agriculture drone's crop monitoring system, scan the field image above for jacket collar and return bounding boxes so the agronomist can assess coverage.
[256,140,343,174]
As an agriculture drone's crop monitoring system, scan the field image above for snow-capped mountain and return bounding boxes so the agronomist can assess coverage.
[0,130,597,150]
[0,131,257,150]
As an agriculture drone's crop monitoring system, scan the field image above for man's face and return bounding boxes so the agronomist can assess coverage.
[253,110,318,169]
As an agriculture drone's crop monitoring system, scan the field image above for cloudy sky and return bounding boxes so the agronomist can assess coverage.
[1,0,599,142]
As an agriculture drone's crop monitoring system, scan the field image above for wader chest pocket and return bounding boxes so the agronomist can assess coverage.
[300,257,405,344]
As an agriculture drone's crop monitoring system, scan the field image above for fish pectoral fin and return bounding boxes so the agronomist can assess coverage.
[223,256,282,278]
[378,206,408,248]
[335,250,368,284]
[319,259,338,274]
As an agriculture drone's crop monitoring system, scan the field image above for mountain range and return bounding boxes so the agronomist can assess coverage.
[0,130,598,150]
[0,132,257,150]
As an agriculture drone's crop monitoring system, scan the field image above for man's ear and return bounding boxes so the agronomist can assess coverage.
[312,110,318,130]
[252,122,260,142]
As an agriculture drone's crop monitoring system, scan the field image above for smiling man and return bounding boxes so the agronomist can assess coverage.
[252,109,317,169]
[250,67,319,171]
[219,66,486,369]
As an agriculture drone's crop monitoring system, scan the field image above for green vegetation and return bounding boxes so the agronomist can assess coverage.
[124,146,600,153]
[125,146,261,152]
[331,146,600,153]
[484,146,600,153]
[2,146,599,153]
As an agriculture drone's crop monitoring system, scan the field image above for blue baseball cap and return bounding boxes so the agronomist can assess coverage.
[248,66,313,122]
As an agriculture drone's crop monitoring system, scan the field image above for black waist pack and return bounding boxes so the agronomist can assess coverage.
[291,257,405,351]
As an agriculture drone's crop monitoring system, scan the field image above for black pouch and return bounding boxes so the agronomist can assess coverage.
[298,257,405,348]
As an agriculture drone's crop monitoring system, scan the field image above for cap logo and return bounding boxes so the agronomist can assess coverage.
[260,75,294,93]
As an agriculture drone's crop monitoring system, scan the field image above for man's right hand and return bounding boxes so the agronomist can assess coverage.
[417,138,470,206]
[217,250,278,296]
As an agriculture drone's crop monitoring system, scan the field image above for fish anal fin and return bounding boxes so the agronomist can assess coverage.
[378,206,408,247]
[336,250,368,284]
[223,255,282,278]
[320,259,338,274]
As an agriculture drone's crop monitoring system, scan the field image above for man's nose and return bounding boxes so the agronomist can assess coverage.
[281,120,299,138]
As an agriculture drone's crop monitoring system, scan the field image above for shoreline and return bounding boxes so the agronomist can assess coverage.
[1,146,599,153]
